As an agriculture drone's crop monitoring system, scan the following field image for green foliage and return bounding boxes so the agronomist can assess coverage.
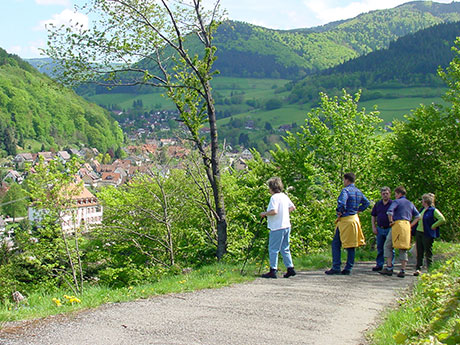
[1,183,27,219]
[288,21,460,104]
[370,243,460,345]
[15,157,87,295]
[0,49,123,157]
[92,166,218,286]
[378,39,460,241]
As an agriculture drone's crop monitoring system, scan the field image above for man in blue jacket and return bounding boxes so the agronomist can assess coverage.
[325,172,370,275]
[380,186,420,278]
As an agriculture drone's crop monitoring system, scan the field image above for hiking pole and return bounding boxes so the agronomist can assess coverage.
[240,218,265,275]
[257,235,269,274]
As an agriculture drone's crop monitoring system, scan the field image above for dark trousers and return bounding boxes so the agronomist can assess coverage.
[332,228,355,271]
[415,231,434,270]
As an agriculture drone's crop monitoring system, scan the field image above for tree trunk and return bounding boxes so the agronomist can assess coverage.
[205,81,227,259]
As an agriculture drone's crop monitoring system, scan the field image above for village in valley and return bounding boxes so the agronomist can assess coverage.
[0,136,255,245]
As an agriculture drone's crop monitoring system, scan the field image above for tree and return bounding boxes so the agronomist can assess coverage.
[267,90,383,251]
[380,38,460,241]
[3,126,17,157]
[27,157,85,293]
[1,183,27,221]
[45,0,228,258]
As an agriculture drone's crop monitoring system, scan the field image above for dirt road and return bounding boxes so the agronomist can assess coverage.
[0,262,415,345]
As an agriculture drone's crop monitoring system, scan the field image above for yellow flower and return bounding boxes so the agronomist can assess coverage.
[52,298,62,307]
[128,286,133,290]
[68,297,81,304]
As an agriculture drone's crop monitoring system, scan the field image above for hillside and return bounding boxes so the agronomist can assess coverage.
[287,20,460,103]
[0,48,124,157]
[211,1,460,78]
[64,0,460,98]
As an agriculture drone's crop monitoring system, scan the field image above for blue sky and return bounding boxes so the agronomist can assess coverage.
[0,0,456,58]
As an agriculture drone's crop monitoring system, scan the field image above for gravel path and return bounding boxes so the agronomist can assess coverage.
[0,262,415,345]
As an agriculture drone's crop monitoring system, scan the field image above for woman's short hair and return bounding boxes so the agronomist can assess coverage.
[268,177,283,193]
[422,193,435,206]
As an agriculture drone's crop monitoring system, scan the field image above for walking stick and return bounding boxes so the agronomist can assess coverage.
[257,236,269,274]
[240,218,265,275]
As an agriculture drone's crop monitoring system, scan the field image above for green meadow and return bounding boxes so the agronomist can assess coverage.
[86,77,447,127]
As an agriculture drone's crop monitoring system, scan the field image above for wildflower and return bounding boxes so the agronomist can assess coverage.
[52,298,62,307]
[128,286,133,290]
[68,297,81,304]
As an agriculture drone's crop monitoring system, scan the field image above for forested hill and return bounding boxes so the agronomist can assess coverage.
[286,21,460,104]
[210,1,460,78]
[0,48,124,157]
[28,1,460,89]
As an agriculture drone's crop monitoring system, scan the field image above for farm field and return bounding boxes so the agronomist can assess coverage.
[85,77,447,127]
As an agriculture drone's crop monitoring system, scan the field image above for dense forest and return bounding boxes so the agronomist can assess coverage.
[287,21,460,103]
[0,48,124,157]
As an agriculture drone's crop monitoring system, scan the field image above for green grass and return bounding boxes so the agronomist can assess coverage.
[88,92,176,110]
[0,263,253,325]
[361,96,447,124]
[85,76,447,129]
[86,77,291,111]
[218,104,309,127]
[0,248,346,326]
[369,241,460,345]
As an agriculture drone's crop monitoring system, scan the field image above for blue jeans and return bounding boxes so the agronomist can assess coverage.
[376,226,394,267]
[268,228,294,269]
[332,228,355,271]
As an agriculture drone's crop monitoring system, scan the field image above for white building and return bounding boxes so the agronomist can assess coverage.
[28,186,103,233]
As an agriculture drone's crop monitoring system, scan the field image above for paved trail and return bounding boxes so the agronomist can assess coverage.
[0,262,415,345]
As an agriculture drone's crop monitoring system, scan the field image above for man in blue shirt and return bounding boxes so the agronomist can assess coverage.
[370,186,394,271]
[380,186,420,278]
[325,172,370,275]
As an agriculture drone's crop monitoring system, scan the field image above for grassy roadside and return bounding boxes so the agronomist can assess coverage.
[1,244,449,330]
[369,241,460,345]
[0,251,336,326]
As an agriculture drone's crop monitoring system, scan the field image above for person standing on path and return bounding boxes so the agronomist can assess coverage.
[380,186,420,278]
[411,193,446,276]
[325,172,370,275]
[260,177,296,279]
[370,186,394,271]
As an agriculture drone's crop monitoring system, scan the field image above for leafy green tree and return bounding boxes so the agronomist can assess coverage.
[1,183,27,221]
[380,38,460,240]
[3,126,17,156]
[266,90,382,251]
[45,0,229,259]
[94,166,216,286]
[26,157,85,293]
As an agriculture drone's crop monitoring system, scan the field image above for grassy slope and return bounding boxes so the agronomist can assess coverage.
[88,76,446,128]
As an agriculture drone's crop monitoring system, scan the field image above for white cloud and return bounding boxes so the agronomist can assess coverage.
[8,46,23,55]
[36,9,89,31]
[35,0,71,5]
[303,0,456,24]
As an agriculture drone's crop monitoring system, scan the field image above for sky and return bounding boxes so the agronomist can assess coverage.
[0,0,456,59]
